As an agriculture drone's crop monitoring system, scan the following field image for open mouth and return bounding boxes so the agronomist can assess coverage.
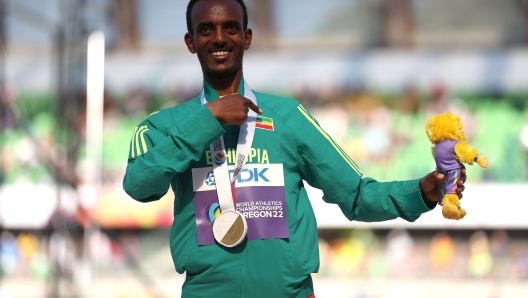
[209,49,233,58]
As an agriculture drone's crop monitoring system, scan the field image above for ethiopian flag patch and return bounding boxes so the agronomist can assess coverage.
[256,115,274,131]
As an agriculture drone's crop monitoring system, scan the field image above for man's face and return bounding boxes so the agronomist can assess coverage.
[185,0,252,78]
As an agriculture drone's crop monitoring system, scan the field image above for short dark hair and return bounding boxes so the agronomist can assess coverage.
[186,0,248,34]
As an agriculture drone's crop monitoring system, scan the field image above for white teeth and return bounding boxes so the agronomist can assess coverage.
[212,51,229,56]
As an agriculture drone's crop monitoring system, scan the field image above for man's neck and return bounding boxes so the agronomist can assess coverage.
[203,70,243,96]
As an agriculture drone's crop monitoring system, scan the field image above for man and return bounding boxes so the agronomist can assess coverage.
[123,0,466,297]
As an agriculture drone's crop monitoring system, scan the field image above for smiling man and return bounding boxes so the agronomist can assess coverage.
[123,0,466,297]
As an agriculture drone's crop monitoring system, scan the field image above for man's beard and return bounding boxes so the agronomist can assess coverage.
[204,60,242,78]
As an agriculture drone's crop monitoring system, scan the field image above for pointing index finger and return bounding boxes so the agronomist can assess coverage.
[244,98,263,114]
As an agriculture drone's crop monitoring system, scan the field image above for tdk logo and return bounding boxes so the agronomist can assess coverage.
[204,168,270,185]
[193,164,283,192]
[229,168,269,183]
[205,171,216,186]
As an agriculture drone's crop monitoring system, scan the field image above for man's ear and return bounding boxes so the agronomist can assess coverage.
[244,28,252,50]
[185,33,196,54]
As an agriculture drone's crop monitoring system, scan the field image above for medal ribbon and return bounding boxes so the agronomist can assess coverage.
[200,81,257,212]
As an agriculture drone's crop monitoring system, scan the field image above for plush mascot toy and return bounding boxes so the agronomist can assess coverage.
[425,112,488,220]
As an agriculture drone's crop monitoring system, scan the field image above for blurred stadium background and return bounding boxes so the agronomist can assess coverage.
[1,0,528,297]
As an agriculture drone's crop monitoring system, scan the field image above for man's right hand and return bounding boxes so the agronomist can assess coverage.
[206,94,263,126]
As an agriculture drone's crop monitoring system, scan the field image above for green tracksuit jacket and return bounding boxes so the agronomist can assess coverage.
[123,77,435,298]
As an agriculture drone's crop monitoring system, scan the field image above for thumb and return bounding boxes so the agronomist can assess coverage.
[420,171,443,192]
[432,171,445,182]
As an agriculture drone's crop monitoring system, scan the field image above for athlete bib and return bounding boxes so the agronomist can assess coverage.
[192,164,289,246]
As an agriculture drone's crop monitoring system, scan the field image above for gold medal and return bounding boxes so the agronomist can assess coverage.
[213,210,248,247]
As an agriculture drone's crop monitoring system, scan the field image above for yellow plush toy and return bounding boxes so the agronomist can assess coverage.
[425,112,488,220]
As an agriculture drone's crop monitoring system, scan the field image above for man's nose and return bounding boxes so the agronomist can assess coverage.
[212,27,227,46]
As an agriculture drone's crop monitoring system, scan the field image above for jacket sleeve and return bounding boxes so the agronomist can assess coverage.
[287,104,434,222]
[123,104,225,202]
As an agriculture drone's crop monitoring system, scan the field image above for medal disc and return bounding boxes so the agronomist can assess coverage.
[213,210,247,247]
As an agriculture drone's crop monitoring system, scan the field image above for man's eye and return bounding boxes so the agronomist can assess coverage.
[226,25,240,33]
[199,27,212,34]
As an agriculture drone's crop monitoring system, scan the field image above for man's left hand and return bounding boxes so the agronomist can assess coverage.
[419,165,467,203]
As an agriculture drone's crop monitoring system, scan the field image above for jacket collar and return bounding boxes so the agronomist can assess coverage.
[203,77,245,102]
